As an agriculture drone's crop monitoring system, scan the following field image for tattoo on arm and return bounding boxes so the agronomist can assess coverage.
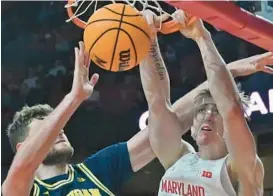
[150,43,165,80]
[140,39,170,106]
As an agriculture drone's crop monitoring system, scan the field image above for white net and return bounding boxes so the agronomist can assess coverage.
[65,0,177,31]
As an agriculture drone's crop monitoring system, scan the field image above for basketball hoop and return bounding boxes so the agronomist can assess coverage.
[65,0,197,34]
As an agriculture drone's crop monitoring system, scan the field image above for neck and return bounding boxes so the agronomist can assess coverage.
[36,164,69,180]
[198,143,227,160]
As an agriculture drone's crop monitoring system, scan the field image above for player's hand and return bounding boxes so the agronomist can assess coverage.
[228,52,273,77]
[172,10,210,40]
[141,9,169,39]
[70,41,99,101]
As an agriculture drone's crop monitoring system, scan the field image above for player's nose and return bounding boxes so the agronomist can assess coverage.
[204,111,214,122]
[56,131,66,140]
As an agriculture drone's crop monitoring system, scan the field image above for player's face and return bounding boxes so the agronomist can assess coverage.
[191,96,225,146]
[28,119,74,165]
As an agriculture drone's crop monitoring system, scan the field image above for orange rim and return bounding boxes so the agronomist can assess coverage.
[66,0,198,34]
[66,0,86,29]
[159,15,198,34]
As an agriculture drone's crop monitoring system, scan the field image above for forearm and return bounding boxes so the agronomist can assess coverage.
[140,37,185,169]
[11,93,82,173]
[127,127,155,172]
[140,37,171,110]
[196,35,241,115]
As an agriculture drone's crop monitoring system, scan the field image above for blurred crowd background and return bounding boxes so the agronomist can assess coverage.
[2,1,273,195]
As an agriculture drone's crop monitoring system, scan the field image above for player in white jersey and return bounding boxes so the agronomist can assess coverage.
[140,10,272,196]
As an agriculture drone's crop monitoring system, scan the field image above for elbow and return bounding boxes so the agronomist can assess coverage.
[148,98,171,114]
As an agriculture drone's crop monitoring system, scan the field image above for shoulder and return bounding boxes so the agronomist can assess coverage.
[181,139,196,156]
[80,143,133,194]
[84,142,129,163]
[81,142,132,176]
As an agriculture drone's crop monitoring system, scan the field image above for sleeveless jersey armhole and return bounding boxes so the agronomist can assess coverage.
[220,155,237,196]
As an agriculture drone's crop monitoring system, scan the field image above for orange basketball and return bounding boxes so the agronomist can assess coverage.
[83,3,152,72]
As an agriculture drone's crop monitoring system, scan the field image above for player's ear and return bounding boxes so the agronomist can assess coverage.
[16,142,23,152]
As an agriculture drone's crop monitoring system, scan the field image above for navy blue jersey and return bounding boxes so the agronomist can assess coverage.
[31,142,133,196]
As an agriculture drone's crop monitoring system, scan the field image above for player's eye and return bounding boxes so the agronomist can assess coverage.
[197,107,206,114]
[211,108,219,115]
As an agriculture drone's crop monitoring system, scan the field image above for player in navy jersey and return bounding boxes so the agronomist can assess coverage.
[31,143,133,196]
[2,42,155,196]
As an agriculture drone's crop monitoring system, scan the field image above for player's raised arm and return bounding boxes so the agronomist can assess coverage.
[165,9,273,134]
[2,42,99,196]
[178,12,266,193]
[172,51,273,132]
[139,10,195,170]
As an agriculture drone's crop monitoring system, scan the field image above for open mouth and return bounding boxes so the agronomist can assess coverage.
[201,125,212,132]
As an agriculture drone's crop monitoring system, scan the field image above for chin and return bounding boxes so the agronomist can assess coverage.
[197,140,209,146]
[55,141,71,148]
[55,144,73,155]
[43,144,74,165]
[196,135,210,146]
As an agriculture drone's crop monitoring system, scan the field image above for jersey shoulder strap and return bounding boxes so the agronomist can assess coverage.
[77,163,115,196]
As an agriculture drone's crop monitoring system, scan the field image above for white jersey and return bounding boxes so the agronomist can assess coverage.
[158,152,236,196]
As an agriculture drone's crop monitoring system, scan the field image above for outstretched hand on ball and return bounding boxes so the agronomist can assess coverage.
[70,41,99,101]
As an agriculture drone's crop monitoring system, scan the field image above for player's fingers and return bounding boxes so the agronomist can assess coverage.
[84,52,91,68]
[84,53,91,82]
[141,10,155,27]
[259,58,273,68]
[79,41,85,66]
[261,52,273,58]
[79,41,84,52]
[265,55,273,65]
[74,47,80,69]
[256,52,273,63]
[263,66,273,74]
[89,73,99,87]
[172,10,186,25]
[153,13,169,29]
[160,13,169,22]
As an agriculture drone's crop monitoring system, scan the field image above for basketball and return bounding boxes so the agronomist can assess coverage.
[83,3,152,72]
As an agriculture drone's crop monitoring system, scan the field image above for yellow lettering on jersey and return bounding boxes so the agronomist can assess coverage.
[43,191,50,195]
[75,189,83,196]
[89,189,101,196]
[66,189,101,196]
[67,190,75,196]
[82,189,91,196]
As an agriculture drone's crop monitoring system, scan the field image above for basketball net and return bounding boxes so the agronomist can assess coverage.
[65,0,197,34]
